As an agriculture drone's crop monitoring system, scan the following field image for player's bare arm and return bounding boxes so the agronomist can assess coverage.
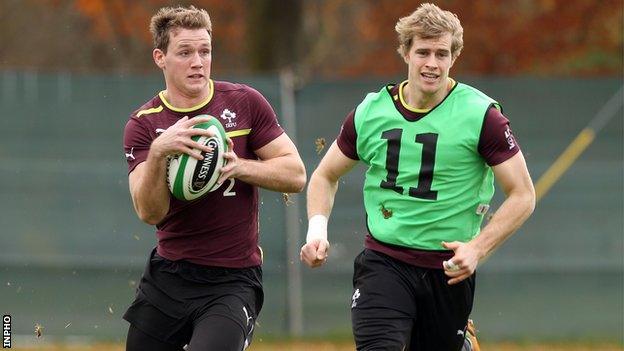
[129,116,216,224]
[301,142,357,268]
[443,151,535,284]
[217,133,306,193]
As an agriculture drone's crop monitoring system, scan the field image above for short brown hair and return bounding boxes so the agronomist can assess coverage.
[395,3,463,59]
[149,5,212,53]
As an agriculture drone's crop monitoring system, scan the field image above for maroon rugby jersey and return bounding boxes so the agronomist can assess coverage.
[336,80,521,268]
[123,80,284,268]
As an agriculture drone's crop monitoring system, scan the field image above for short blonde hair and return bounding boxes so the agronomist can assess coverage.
[395,3,463,59]
[150,6,212,53]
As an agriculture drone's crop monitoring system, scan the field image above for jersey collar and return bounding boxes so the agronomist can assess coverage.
[159,79,214,113]
[388,78,457,122]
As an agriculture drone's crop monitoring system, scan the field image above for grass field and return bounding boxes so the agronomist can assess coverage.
[9,341,624,351]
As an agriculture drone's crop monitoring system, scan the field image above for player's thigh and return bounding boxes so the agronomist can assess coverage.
[126,324,184,351]
[352,307,413,351]
[191,292,259,350]
[351,249,416,350]
[124,295,192,348]
[187,314,245,351]
[411,270,475,351]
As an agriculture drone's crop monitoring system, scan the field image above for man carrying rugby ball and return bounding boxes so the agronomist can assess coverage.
[122,6,306,351]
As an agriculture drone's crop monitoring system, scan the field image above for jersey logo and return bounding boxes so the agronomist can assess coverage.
[125,147,135,161]
[351,288,361,308]
[155,128,166,134]
[457,329,465,337]
[221,109,237,128]
[504,126,516,149]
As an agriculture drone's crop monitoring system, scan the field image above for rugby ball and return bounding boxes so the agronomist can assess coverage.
[166,115,228,201]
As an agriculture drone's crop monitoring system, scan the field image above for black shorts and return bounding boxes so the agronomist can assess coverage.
[351,249,475,351]
[123,249,264,348]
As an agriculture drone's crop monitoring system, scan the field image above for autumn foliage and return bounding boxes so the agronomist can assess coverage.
[0,0,621,77]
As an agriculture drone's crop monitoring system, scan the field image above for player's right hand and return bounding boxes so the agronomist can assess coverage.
[300,238,330,268]
[151,116,215,160]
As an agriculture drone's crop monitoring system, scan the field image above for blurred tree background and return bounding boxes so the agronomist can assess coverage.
[0,0,621,77]
[0,0,622,346]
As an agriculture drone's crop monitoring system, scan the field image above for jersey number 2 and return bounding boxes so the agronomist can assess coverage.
[380,129,438,200]
[222,178,236,197]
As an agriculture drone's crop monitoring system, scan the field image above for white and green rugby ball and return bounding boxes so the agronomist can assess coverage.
[167,115,228,201]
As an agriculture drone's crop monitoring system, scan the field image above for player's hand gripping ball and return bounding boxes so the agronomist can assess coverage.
[167,115,228,201]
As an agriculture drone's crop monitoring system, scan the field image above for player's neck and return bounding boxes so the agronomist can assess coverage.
[403,77,452,110]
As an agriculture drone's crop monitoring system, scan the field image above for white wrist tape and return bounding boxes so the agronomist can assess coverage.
[306,215,328,243]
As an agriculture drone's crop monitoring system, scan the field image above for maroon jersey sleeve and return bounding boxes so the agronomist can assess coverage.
[478,106,521,166]
[246,87,284,151]
[336,109,359,160]
[123,117,153,174]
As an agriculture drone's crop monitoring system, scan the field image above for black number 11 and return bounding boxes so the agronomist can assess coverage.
[380,129,438,200]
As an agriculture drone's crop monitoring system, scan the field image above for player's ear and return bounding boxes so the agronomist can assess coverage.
[402,40,412,64]
[153,49,165,69]
[402,47,410,64]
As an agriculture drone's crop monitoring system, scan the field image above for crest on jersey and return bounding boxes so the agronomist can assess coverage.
[221,109,237,128]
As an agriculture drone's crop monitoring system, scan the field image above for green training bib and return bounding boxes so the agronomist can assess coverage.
[355,82,498,250]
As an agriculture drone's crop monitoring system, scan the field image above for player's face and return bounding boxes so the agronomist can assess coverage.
[155,28,212,100]
[404,32,455,98]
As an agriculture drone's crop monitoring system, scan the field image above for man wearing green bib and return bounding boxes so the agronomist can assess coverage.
[300,3,535,350]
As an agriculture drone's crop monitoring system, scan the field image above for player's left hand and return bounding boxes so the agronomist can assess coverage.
[218,138,247,184]
[300,238,330,268]
[441,241,482,285]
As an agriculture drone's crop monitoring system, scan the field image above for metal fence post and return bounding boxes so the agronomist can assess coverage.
[279,68,304,337]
